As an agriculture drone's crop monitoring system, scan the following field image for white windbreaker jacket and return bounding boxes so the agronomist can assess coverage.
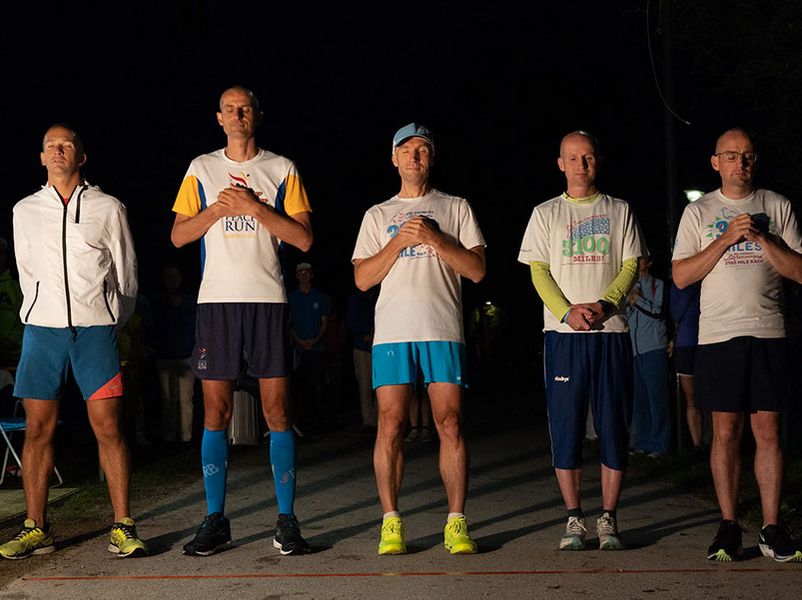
[12,183,138,329]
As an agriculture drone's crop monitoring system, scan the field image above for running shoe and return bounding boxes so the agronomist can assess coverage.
[108,517,149,558]
[597,512,625,550]
[444,516,477,554]
[273,514,311,555]
[404,428,420,442]
[0,519,55,560]
[183,512,232,556]
[758,524,802,563]
[707,519,742,561]
[559,516,587,550]
[378,516,406,555]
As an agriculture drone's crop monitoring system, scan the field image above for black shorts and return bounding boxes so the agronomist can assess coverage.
[673,346,696,377]
[694,336,788,413]
[192,303,290,380]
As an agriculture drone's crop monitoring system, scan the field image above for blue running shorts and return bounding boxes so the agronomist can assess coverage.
[14,325,123,401]
[372,341,467,389]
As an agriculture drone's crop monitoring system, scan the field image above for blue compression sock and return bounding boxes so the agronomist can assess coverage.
[270,429,296,515]
[201,428,229,515]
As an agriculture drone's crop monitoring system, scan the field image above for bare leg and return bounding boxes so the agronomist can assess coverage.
[177,369,196,442]
[680,375,703,448]
[259,377,290,431]
[428,383,467,513]
[710,411,744,521]
[20,399,59,525]
[374,385,411,513]
[555,468,582,510]
[201,380,234,430]
[86,396,130,521]
[420,387,432,430]
[600,464,624,510]
[751,411,782,526]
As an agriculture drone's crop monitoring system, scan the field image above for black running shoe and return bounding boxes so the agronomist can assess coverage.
[758,524,802,563]
[182,513,231,556]
[273,514,311,555]
[707,519,742,562]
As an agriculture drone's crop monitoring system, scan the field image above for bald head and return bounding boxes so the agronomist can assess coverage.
[559,130,600,156]
[715,127,755,154]
[219,85,260,113]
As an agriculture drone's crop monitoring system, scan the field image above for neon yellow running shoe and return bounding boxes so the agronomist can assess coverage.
[108,517,149,558]
[378,516,406,555]
[0,519,55,560]
[444,516,477,554]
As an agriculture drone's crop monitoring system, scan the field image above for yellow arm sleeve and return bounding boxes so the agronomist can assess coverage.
[530,261,571,322]
[601,257,639,308]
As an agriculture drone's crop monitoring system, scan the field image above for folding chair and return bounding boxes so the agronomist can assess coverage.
[0,400,63,487]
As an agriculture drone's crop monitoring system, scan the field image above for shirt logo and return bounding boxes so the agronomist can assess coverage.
[386,209,438,259]
[561,215,611,263]
[554,375,570,383]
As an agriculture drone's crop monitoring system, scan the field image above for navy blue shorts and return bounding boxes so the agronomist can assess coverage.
[544,331,632,470]
[695,336,787,413]
[192,303,290,380]
[14,325,123,401]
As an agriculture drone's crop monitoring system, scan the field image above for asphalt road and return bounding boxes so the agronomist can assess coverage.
[1,391,798,599]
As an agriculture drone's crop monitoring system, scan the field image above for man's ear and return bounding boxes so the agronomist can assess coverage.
[557,157,565,173]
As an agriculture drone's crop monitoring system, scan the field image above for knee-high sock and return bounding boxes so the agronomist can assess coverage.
[202,428,228,516]
[270,429,296,515]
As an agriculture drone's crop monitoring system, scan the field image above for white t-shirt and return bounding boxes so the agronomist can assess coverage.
[518,193,645,333]
[672,188,802,345]
[172,148,311,304]
[351,189,486,345]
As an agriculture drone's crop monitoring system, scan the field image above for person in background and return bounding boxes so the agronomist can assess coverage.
[626,256,671,458]
[152,263,197,444]
[669,279,706,456]
[288,262,330,433]
[346,286,378,434]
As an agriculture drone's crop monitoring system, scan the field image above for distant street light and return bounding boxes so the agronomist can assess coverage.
[683,189,704,203]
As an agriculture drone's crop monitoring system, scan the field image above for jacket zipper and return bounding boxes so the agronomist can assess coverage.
[55,185,87,333]
[24,281,40,322]
[103,280,116,322]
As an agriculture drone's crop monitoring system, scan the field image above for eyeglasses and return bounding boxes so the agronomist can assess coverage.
[715,151,757,163]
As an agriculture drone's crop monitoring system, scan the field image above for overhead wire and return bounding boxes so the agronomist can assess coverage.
[646,0,691,126]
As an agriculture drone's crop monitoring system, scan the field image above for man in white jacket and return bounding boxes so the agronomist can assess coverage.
[0,124,146,560]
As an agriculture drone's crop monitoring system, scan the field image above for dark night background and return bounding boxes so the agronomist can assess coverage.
[3,1,802,355]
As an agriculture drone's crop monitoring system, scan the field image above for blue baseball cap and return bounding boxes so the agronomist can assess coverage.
[392,123,434,153]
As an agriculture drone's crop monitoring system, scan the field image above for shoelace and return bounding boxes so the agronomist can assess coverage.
[447,519,468,536]
[280,518,301,537]
[113,523,137,540]
[566,517,587,535]
[12,526,40,541]
[597,516,617,536]
[382,521,402,536]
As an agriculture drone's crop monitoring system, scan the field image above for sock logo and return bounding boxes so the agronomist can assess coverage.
[554,375,570,383]
[272,467,296,484]
[203,463,220,477]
